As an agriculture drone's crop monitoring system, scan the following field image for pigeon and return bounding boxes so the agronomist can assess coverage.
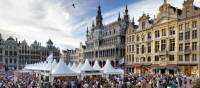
[72,4,75,8]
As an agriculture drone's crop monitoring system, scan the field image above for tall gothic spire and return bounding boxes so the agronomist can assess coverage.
[125,4,128,14]
[124,4,129,24]
[96,5,103,28]
[118,12,121,21]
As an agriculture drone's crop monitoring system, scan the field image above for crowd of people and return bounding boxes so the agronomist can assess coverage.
[0,70,199,88]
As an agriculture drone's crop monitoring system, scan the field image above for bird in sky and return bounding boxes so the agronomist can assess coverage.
[72,3,75,8]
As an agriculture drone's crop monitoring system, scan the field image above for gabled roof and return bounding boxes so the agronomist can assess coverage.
[51,59,77,76]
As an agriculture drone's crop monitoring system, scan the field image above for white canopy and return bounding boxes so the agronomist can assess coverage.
[45,59,57,71]
[51,59,77,77]
[46,53,53,63]
[93,60,102,70]
[102,59,124,74]
[67,63,72,69]
[24,54,54,71]
[76,62,83,73]
[71,62,77,71]
[80,59,94,72]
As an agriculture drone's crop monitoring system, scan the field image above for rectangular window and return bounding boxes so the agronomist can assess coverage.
[179,24,183,31]
[10,58,12,63]
[142,21,145,29]
[192,21,197,28]
[179,44,183,51]
[179,33,183,41]
[179,55,183,61]
[185,54,190,61]
[136,58,139,62]
[147,43,151,53]
[155,56,159,61]
[141,45,145,54]
[14,58,17,64]
[162,29,166,36]
[136,45,139,54]
[169,27,175,35]
[147,57,151,62]
[155,41,160,52]
[185,31,190,40]
[192,30,197,39]
[192,42,197,50]
[132,35,135,42]
[131,45,134,52]
[169,39,175,51]
[155,31,160,38]
[161,40,166,51]
[137,36,140,41]
[132,55,134,62]
[129,45,131,52]
[169,55,174,61]
[185,43,190,51]
[129,55,131,64]
[192,54,197,61]
[5,51,8,56]
[129,36,131,43]
[148,32,151,39]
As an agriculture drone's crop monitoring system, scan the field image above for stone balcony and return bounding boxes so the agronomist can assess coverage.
[158,50,168,56]
[184,49,191,54]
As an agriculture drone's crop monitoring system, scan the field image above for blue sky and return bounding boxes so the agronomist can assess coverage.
[0,0,199,50]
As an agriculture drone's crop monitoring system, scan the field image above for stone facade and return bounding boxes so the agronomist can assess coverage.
[84,5,129,67]
[126,0,200,77]
[0,34,60,70]
[63,42,85,64]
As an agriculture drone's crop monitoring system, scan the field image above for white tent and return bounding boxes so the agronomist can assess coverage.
[93,60,102,70]
[46,53,53,63]
[71,62,77,71]
[79,59,102,76]
[24,54,54,71]
[67,63,72,69]
[45,59,57,71]
[75,62,83,73]
[102,59,124,74]
[51,59,77,77]
[80,59,94,72]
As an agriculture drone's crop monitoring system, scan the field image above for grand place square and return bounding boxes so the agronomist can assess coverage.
[0,0,200,88]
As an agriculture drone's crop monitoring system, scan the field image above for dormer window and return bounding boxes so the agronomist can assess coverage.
[142,21,145,29]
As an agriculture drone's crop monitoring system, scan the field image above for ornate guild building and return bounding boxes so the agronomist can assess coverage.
[63,42,85,64]
[84,5,129,66]
[126,0,200,77]
[0,33,60,70]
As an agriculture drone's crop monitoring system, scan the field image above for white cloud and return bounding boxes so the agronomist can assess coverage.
[0,0,96,50]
